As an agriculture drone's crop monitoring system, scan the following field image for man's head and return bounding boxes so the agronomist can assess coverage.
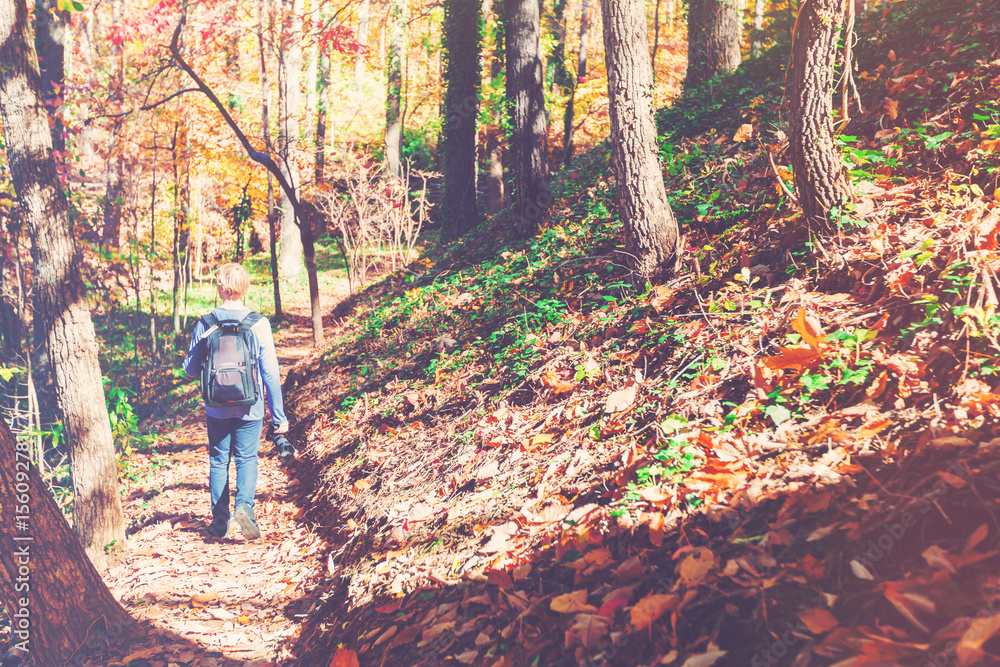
[216,263,251,301]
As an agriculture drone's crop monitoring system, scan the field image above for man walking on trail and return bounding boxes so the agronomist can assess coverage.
[184,263,289,540]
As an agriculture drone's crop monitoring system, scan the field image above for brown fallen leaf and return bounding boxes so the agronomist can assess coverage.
[551,589,599,614]
[605,384,638,414]
[681,650,727,667]
[732,123,754,143]
[454,649,479,664]
[565,613,611,650]
[191,591,218,607]
[329,647,360,667]
[408,502,435,522]
[966,524,989,552]
[418,621,456,647]
[629,593,678,630]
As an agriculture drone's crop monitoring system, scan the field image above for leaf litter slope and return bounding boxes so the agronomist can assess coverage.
[275,1,1000,665]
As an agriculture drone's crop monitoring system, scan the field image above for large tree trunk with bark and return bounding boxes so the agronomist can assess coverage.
[685,0,742,88]
[0,0,127,570]
[789,0,851,230]
[440,0,482,239]
[505,0,549,237]
[563,0,590,165]
[385,0,406,179]
[0,420,137,665]
[601,0,678,281]
[278,0,304,279]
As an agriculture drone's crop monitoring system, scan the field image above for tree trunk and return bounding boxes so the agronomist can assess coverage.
[440,0,482,239]
[278,0,304,279]
[563,0,590,165]
[101,0,125,248]
[0,0,126,570]
[315,38,329,187]
[0,420,137,665]
[548,0,569,93]
[601,0,678,281]
[505,0,549,237]
[685,0,742,88]
[651,0,662,75]
[751,0,765,57]
[486,0,505,212]
[259,0,283,322]
[789,0,851,230]
[171,121,190,336]
[385,0,406,179]
[354,0,371,93]
[33,0,69,155]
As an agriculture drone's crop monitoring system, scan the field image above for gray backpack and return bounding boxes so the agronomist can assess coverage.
[197,311,263,408]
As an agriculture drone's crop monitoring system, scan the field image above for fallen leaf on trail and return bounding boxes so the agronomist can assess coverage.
[524,433,555,450]
[886,97,900,119]
[763,346,823,371]
[921,545,957,573]
[565,613,611,650]
[207,607,236,621]
[477,461,501,484]
[956,612,1000,665]
[800,608,838,634]
[376,599,402,614]
[850,560,874,580]
[637,486,671,506]
[121,648,159,663]
[551,589,598,614]
[454,650,479,664]
[888,49,897,62]
[418,621,456,647]
[966,524,988,552]
[350,479,372,498]
[605,385,638,414]
[681,650,727,667]
[599,597,629,618]
[237,614,251,624]
[629,594,678,630]
[541,371,577,394]
[408,503,435,522]
[793,308,826,353]
[733,123,754,142]
[191,591,218,606]
[885,582,934,633]
[329,647,360,667]
[678,547,717,587]
[523,502,571,524]
[373,625,398,645]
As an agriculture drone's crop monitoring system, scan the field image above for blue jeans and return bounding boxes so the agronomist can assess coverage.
[206,416,262,523]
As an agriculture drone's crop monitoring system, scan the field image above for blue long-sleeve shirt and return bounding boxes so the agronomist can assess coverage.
[183,307,288,427]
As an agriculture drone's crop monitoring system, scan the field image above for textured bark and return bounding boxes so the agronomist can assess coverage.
[685,0,742,88]
[171,121,191,336]
[789,0,851,229]
[548,0,569,92]
[0,420,137,664]
[562,0,590,165]
[505,0,549,237]
[385,0,406,179]
[278,0,304,278]
[601,0,678,281]
[751,0,765,57]
[33,0,69,154]
[441,0,482,239]
[0,0,126,570]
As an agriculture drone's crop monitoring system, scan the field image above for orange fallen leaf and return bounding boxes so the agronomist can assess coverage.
[629,593,678,630]
[956,612,1000,665]
[887,49,896,62]
[350,478,372,498]
[329,647,360,667]
[800,608,838,634]
[191,591,218,607]
[966,524,989,552]
[732,123,754,143]
[678,547,717,587]
[637,486,671,506]
[551,589,598,614]
[524,433,556,450]
[541,371,577,394]
[886,97,899,120]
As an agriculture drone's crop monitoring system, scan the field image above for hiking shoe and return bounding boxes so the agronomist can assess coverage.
[234,503,261,540]
[206,518,229,538]
[274,433,296,459]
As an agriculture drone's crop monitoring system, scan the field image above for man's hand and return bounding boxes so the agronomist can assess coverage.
[274,422,289,434]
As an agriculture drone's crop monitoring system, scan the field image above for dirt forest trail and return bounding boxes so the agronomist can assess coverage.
[85,280,351,667]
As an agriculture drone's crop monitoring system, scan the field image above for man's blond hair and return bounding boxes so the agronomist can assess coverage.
[216,263,251,301]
